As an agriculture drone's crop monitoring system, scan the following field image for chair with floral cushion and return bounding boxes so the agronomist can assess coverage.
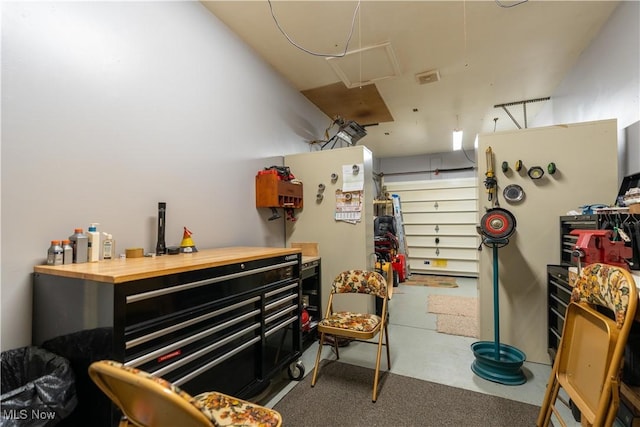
[88,360,282,427]
[537,263,637,427]
[310,269,390,402]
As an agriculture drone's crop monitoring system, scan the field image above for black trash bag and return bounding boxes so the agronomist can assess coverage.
[1,346,77,427]
[40,328,113,426]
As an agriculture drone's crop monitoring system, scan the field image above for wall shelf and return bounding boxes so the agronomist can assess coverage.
[255,173,303,209]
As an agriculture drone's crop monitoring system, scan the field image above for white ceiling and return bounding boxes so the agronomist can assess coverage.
[202,1,618,158]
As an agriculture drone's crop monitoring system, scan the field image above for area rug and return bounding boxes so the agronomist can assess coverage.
[273,360,540,426]
[404,274,458,288]
[428,294,479,338]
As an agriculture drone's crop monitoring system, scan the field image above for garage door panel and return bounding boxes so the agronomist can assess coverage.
[391,187,477,202]
[409,235,479,249]
[402,199,477,213]
[410,247,478,260]
[408,258,478,276]
[403,211,477,224]
[405,224,477,236]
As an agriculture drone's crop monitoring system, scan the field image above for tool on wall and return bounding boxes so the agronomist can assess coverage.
[316,183,325,203]
[484,147,499,206]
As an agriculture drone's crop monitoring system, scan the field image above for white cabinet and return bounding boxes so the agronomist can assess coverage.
[384,178,479,277]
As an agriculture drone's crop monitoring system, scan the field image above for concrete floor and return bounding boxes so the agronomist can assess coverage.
[258,276,579,426]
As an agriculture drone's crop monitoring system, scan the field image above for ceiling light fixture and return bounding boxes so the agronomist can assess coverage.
[452,115,463,151]
[336,120,367,145]
[453,130,463,151]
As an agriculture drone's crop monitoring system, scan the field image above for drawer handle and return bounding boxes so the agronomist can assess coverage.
[126,310,260,365]
[265,316,297,338]
[172,336,261,387]
[127,260,298,303]
[265,305,297,324]
[265,281,298,298]
[265,294,297,311]
[140,324,261,379]
[126,296,260,349]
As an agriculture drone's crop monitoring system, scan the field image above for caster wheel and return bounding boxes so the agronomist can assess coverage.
[288,361,305,380]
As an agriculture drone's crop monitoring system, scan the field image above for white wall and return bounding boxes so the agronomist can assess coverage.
[0,2,329,351]
[532,0,640,176]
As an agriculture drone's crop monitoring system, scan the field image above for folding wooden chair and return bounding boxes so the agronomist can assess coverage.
[537,263,638,427]
[88,360,282,427]
[310,270,390,402]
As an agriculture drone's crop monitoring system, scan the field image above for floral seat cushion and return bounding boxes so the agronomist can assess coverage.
[319,311,381,332]
[102,361,281,427]
[332,270,387,298]
[192,392,282,427]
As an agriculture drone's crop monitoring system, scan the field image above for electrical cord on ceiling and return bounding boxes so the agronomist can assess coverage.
[267,0,361,57]
[495,0,528,8]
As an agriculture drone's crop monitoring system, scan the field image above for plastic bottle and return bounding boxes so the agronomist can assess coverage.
[47,240,64,266]
[69,228,88,264]
[62,239,73,265]
[87,223,100,262]
[102,233,115,260]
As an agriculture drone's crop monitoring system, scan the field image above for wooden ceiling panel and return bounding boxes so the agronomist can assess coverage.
[301,82,394,126]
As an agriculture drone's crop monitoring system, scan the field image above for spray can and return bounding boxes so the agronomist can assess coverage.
[87,223,100,262]
[47,240,64,266]
[69,228,88,264]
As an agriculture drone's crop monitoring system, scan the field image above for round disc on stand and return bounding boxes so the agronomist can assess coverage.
[472,211,527,385]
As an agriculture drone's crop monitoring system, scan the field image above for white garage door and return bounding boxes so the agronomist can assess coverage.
[384,178,479,277]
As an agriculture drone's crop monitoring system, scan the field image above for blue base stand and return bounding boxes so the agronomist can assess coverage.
[471,238,527,386]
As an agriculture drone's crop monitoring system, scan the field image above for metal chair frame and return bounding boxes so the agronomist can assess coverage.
[537,263,638,427]
[310,270,390,402]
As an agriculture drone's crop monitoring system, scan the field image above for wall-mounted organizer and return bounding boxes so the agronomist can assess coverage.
[255,173,303,209]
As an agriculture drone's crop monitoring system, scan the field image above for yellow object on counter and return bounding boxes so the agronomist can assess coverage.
[125,248,144,258]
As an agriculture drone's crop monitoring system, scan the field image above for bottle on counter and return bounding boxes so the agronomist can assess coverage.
[62,239,73,265]
[69,228,88,264]
[47,240,63,266]
[87,223,101,262]
[102,233,115,260]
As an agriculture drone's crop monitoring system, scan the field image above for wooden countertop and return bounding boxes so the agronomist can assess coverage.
[34,247,301,284]
[301,256,320,264]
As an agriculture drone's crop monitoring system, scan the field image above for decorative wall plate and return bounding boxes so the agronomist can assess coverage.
[503,184,525,203]
[528,166,545,179]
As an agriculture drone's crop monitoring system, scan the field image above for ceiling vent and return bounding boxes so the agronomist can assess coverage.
[415,70,440,85]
